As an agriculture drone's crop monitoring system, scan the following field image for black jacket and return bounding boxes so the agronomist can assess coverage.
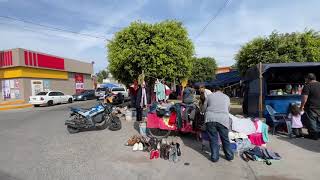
[136,85,151,108]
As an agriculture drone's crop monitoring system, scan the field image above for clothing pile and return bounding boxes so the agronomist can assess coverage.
[228,132,252,153]
[229,114,269,146]
[148,101,198,130]
[241,146,281,165]
[125,135,181,162]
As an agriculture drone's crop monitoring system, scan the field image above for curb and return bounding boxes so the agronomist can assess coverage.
[0,104,33,111]
[0,100,25,106]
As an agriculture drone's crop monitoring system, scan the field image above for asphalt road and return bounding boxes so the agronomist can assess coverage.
[0,100,319,180]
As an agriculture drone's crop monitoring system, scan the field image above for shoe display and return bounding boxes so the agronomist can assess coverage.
[133,143,139,151]
[176,143,181,156]
[138,142,144,151]
[150,150,155,160]
[154,150,160,159]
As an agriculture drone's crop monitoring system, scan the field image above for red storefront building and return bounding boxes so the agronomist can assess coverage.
[0,48,94,102]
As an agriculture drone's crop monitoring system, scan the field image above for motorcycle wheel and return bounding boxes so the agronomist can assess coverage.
[108,116,122,131]
[95,119,107,130]
[67,125,80,134]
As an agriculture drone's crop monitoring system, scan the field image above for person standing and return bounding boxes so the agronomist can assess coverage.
[136,82,148,122]
[301,73,320,140]
[203,86,233,162]
[129,80,138,108]
[182,82,195,104]
[199,85,212,99]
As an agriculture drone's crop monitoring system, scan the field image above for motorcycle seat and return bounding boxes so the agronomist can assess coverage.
[70,107,91,113]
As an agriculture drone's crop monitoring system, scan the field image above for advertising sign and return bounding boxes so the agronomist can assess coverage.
[2,80,10,99]
[43,80,50,91]
[14,80,19,89]
[31,80,44,96]
[75,73,84,93]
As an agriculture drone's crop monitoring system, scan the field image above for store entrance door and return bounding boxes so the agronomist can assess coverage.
[31,80,44,96]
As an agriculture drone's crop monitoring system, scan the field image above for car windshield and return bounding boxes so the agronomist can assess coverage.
[36,92,48,95]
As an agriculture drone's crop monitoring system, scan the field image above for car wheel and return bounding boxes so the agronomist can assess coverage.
[47,100,53,106]
[34,105,40,107]
[68,98,73,103]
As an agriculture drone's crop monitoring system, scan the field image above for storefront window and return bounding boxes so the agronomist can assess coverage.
[1,79,21,100]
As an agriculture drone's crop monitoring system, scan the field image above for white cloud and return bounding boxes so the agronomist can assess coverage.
[0,0,148,72]
[1,0,320,71]
[187,0,320,66]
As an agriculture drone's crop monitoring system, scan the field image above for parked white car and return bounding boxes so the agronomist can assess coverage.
[109,87,129,98]
[29,91,73,107]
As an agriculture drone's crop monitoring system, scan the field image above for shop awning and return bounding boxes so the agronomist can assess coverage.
[208,70,241,88]
[194,70,241,88]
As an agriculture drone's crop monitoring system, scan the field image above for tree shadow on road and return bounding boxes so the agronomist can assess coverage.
[276,135,320,153]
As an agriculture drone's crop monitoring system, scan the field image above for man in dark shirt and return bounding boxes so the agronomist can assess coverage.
[301,73,320,140]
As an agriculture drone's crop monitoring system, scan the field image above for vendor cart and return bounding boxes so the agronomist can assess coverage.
[243,62,320,122]
[146,102,198,138]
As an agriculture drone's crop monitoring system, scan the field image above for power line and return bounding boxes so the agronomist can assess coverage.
[0,15,111,40]
[0,20,109,42]
[0,21,67,39]
[196,0,232,39]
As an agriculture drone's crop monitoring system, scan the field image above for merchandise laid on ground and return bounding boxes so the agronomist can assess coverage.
[125,135,181,162]
[123,99,282,165]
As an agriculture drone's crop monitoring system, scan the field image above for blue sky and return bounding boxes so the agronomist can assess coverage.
[1,0,320,73]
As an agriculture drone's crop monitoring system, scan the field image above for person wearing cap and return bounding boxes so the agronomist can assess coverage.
[301,73,320,140]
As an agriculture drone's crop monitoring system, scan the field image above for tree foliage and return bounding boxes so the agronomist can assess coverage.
[190,57,217,82]
[107,20,194,85]
[235,30,320,75]
[96,70,109,83]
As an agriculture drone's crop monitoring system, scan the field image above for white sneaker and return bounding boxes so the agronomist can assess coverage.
[133,143,139,151]
[138,142,143,151]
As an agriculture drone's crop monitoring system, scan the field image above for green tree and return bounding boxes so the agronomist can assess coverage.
[107,20,194,85]
[96,70,109,83]
[190,57,217,82]
[235,30,320,75]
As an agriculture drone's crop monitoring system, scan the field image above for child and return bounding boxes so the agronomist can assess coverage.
[288,104,304,138]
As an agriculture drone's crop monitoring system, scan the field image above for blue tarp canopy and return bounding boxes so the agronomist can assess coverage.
[194,70,241,88]
[208,70,241,87]
[100,83,120,88]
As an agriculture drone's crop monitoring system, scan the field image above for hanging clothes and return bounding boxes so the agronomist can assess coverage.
[140,87,147,107]
[154,80,166,101]
[165,84,171,101]
[136,84,149,108]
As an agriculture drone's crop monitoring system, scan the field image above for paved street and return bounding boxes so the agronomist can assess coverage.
[0,100,319,180]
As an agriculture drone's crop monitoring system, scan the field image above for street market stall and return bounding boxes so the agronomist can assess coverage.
[243,62,320,121]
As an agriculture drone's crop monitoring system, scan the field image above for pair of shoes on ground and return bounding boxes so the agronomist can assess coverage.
[133,142,144,151]
[150,149,160,159]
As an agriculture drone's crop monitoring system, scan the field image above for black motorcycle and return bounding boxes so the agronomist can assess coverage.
[65,102,122,133]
